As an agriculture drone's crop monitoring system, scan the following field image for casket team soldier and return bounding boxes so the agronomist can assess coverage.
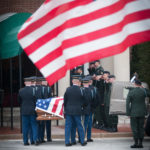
[64,75,87,146]
[41,78,52,142]
[18,78,38,146]
[83,76,100,142]
[126,80,150,148]
[82,77,93,142]
[35,77,43,143]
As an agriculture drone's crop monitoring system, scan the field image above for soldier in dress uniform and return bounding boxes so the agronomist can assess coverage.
[28,77,37,145]
[40,78,52,142]
[104,75,118,132]
[35,77,43,143]
[18,78,38,146]
[74,66,83,75]
[94,60,104,76]
[126,80,150,148]
[83,76,99,142]
[94,71,110,130]
[81,77,93,142]
[64,75,87,146]
[88,62,96,76]
[92,61,104,129]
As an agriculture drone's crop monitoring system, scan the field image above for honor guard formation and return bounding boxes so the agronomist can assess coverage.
[18,77,52,146]
[64,60,119,146]
[18,60,150,148]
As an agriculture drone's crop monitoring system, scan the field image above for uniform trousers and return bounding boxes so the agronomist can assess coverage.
[22,115,38,144]
[93,104,103,125]
[65,114,85,144]
[37,121,43,142]
[84,113,92,140]
[130,117,145,139]
[41,120,51,141]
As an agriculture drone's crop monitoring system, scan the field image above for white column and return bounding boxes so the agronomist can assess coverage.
[114,49,130,81]
[58,71,70,97]
[101,56,114,74]
[84,63,89,75]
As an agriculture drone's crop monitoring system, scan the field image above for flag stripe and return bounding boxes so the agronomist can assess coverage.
[18,0,92,40]
[46,30,150,85]
[18,0,118,46]
[51,98,62,113]
[28,0,143,63]
[20,0,74,32]
[18,0,150,86]
[39,19,150,77]
[55,100,64,115]
[34,10,150,69]
[36,97,64,118]
[59,104,64,116]
[20,0,133,55]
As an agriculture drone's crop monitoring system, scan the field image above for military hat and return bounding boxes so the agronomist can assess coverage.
[29,76,37,81]
[71,75,81,80]
[24,77,31,82]
[82,77,90,83]
[108,75,116,78]
[135,79,141,85]
[103,71,110,75]
[86,75,93,80]
[35,77,44,81]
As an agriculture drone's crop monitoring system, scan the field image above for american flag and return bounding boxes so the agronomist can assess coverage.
[36,97,64,118]
[18,0,150,85]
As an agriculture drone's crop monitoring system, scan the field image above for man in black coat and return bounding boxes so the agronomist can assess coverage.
[18,78,38,146]
[64,75,87,146]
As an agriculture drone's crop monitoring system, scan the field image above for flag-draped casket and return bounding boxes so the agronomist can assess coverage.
[36,97,64,120]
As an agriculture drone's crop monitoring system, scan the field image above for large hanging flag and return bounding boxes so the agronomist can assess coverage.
[18,0,150,85]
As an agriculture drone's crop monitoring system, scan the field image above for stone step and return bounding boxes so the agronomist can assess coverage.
[0,107,130,128]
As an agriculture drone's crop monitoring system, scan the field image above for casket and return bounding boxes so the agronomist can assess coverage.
[35,97,64,120]
[36,109,63,120]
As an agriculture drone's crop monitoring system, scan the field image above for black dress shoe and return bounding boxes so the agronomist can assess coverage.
[81,142,87,146]
[71,142,77,145]
[138,144,143,148]
[24,143,29,146]
[47,139,52,142]
[98,125,105,130]
[42,140,46,143]
[87,139,93,142]
[130,144,138,148]
[34,141,39,146]
[65,143,72,146]
[31,142,34,145]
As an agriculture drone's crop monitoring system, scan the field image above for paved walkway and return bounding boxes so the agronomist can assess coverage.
[0,124,132,140]
[0,138,150,150]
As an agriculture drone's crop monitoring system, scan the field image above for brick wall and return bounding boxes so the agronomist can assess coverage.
[0,0,45,14]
